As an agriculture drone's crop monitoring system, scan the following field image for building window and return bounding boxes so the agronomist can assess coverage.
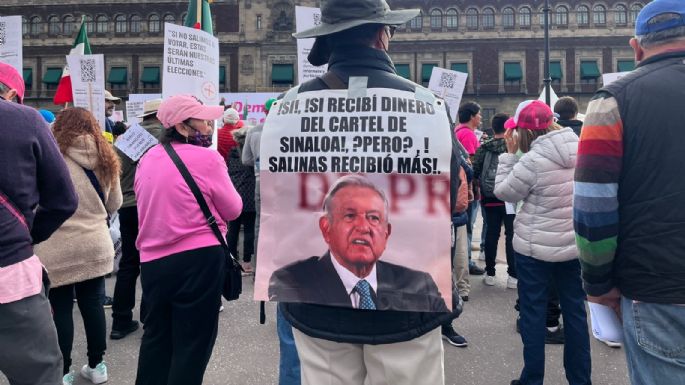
[430,9,442,29]
[482,108,496,129]
[48,16,61,35]
[554,6,568,26]
[219,66,227,90]
[63,15,75,36]
[163,14,175,25]
[30,16,41,36]
[539,8,546,26]
[43,67,63,90]
[115,15,127,33]
[23,68,33,91]
[22,17,28,36]
[580,60,601,84]
[615,5,628,25]
[181,12,188,25]
[130,15,142,33]
[108,66,128,89]
[504,62,523,86]
[445,9,458,29]
[408,13,422,30]
[503,7,515,28]
[96,15,108,33]
[148,14,160,33]
[577,5,590,26]
[451,62,468,75]
[630,4,643,24]
[617,59,635,72]
[519,7,531,27]
[256,15,262,30]
[272,64,294,86]
[422,63,438,86]
[593,5,606,25]
[84,15,94,34]
[549,61,563,86]
[466,8,478,29]
[482,8,495,29]
[140,66,160,87]
[395,64,411,80]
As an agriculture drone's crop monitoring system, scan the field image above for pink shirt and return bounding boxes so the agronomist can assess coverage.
[135,143,243,263]
[454,124,480,156]
[0,255,43,304]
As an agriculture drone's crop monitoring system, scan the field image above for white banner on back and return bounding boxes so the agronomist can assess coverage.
[114,123,159,162]
[428,67,468,123]
[0,16,23,73]
[67,54,106,131]
[162,23,219,105]
[295,6,327,85]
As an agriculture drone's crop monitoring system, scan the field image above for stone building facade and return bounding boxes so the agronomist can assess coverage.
[2,0,648,120]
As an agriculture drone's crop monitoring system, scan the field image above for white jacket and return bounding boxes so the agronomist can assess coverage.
[494,127,578,262]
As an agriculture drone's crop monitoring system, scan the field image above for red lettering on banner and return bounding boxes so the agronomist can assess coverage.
[425,175,450,215]
[388,175,415,214]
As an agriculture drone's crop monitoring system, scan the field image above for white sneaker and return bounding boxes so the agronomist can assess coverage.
[81,362,108,384]
[63,371,75,385]
[478,250,486,261]
[597,337,622,348]
[483,275,495,286]
[219,304,225,312]
[507,276,518,289]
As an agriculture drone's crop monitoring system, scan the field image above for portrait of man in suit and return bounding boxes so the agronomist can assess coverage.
[268,175,448,312]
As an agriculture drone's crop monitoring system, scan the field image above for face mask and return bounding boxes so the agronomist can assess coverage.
[187,130,213,148]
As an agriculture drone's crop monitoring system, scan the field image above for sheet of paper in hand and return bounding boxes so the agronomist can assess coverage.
[254,88,454,312]
[427,67,468,123]
[114,123,159,162]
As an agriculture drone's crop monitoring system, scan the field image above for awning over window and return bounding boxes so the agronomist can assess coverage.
[219,66,226,83]
[108,67,128,84]
[451,63,468,74]
[580,61,600,79]
[504,62,522,81]
[42,68,63,84]
[422,63,437,82]
[395,64,410,79]
[23,68,33,86]
[549,61,563,80]
[272,64,294,84]
[617,60,635,72]
[140,67,160,84]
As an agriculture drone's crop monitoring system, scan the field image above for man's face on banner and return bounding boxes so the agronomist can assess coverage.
[320,186,392,277]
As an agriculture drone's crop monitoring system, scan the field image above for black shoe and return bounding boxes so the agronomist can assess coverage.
[469,264,485,275]
[510,380,522,385]
[545,325,565,344]
[441,325,468,347]
[460,295,469,302]
[110,320,140,340]
[103,296,113,309]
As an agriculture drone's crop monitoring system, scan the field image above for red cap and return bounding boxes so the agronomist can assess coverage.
[0,62,25,103]
[510,100,553,131]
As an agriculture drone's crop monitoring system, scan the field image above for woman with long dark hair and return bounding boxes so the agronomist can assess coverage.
[35,107,122,385]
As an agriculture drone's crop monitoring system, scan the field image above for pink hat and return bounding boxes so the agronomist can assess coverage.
[508,100,554,131]
[0,62,25,103]
[156,94,224,128]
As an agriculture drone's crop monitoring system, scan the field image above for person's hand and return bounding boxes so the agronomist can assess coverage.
[504,128,519,154]
[587,287,622,320]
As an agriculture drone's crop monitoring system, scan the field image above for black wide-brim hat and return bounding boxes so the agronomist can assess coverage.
[294,0,419,66]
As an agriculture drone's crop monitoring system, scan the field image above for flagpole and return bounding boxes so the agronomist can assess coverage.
[196,0,202,29]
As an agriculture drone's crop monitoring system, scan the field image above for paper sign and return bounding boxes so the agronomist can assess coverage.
[111,110,124,123]
[0,16,23,73]
[427,67,468,122]
[602,71,631,87]
[589,302,624,343]
[114,123,159,162]
[162,23,220,105]
[126,100,145,124]
[254,89,454,312]
[295,6,327,85]
[67,54,106,131]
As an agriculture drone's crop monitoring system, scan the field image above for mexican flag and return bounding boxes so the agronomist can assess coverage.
[184,0,214,34]
[53,17,92,105]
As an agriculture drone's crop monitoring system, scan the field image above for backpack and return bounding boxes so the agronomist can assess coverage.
[480,150,499,198]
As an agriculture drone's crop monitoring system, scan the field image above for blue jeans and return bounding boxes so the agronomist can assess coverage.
[277,305,301,385]
[622,296,685,385]
[516,253,591,385]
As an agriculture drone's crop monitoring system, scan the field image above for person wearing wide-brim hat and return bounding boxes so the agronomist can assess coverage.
[275,1,462,384]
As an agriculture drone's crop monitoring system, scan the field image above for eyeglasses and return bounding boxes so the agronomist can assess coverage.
[386,25,396,39]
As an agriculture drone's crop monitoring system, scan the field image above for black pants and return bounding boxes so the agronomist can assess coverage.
[135,246,224,385]
[483,205,516,278]
[227,211,256,263]
[112,206,146,329]
[49,276,107,374]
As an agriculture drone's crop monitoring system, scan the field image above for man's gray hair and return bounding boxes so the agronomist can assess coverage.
[322,174,390,220]
[636,13,685,49]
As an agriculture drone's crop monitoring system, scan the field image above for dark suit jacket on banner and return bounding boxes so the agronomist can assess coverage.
[268,252,448,312]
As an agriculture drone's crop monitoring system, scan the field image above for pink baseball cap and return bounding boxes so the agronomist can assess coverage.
[506,100,553,131]
[0,62,25,103]
[156,94,224,128]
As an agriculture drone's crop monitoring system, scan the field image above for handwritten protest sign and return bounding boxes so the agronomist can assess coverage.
[0,16,22,73]
[254,88,453,312]
[428,67,468,123]
[67,54,105,131]
[114,123,159,162]
[295,6,327,84]
[125,101,145,124]
[162,23,219,105]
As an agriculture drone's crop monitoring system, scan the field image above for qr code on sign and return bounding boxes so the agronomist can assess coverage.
[80,59,96,83]
[439,73,457,89]
[0,22,6,46]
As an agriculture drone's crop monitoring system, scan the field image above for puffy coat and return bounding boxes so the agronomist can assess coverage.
[494,127,578,262]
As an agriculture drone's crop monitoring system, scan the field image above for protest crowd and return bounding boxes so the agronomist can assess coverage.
[1,0,685,384]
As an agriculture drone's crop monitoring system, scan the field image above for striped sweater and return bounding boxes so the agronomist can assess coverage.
[573,93,622,297]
